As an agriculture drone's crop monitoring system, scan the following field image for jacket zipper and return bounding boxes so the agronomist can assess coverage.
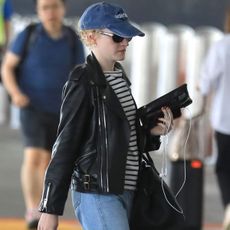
[96,87,109,192]
[42,182,51,211]
[101,96,109,192]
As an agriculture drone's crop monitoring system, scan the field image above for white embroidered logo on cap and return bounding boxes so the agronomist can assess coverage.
[115,13,128,19]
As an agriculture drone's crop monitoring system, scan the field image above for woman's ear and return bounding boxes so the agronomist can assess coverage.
[88,32,97,47]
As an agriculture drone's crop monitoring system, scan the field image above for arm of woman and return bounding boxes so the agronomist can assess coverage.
[38,213,58,230]
[39,68,91,215]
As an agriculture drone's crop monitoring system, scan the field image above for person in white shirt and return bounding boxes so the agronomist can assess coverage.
[199,8,230,230]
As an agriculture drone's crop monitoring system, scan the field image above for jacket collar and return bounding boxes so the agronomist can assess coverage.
[86,53,131,120]
[86,53,131,87]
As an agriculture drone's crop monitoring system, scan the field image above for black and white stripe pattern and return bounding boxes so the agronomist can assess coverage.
[104,70,139,191]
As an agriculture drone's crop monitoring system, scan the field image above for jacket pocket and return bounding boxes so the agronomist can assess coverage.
[75,149,97,172]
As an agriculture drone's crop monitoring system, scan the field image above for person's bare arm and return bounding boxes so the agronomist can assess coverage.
[1,51,30,107]
[38,213,59,230]
[4,20,11,49]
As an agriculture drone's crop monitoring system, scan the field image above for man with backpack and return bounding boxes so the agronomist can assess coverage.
[1,0,85,229]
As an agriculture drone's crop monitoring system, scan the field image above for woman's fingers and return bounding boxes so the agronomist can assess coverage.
[150,107,174,136]
[161,107,173,129]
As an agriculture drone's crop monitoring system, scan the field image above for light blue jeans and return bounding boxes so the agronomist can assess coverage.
[71,190,134,230]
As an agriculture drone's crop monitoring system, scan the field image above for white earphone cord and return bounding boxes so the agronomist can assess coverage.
[160,108,192,215]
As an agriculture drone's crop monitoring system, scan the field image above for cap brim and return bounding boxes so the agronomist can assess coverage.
[108,20,145,38]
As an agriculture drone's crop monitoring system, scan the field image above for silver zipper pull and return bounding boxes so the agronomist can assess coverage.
[43,182,51,210]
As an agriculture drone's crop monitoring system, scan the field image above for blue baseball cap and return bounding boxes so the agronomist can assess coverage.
[79,2,145,38]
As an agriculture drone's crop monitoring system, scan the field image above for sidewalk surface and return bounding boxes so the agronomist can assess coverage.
[0,123,224,230]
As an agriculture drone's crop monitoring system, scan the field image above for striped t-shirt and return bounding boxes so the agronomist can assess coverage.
[104,70,139,191]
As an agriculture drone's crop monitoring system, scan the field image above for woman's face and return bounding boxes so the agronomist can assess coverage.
[93,29,131,64]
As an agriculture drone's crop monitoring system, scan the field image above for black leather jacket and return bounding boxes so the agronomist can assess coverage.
[39,54,161,215]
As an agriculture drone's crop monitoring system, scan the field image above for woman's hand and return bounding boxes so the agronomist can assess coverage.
[150,107,174,136]
[37,213,58,230]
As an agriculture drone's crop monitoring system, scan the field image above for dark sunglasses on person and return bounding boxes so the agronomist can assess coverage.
[99,31,132,43]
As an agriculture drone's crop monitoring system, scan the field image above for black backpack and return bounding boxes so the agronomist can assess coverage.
[0,23,38,83]
[14,22,78,81]
[13,23,37,80]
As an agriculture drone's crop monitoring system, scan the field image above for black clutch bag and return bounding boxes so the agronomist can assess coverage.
[137,84,192,129]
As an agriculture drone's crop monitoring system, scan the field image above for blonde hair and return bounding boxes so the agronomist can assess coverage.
[78,30,99,48]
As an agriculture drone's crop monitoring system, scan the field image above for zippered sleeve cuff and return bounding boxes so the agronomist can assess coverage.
[38,181,68,216]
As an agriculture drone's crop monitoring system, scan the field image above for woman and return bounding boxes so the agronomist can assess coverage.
[38,2,174,230]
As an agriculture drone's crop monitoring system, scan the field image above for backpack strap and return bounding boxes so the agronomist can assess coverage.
[19,22,37,65]
[14,22,37,77]
[14,23,37,80]
[19,24,77,69]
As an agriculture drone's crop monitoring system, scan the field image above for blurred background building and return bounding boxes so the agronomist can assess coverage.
[2,0,227,124]
[11,0,230,30]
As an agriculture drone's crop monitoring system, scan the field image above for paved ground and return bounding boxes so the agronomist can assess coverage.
[0,123,75,218]
[0,218,82,230]
[0,123,225,229]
